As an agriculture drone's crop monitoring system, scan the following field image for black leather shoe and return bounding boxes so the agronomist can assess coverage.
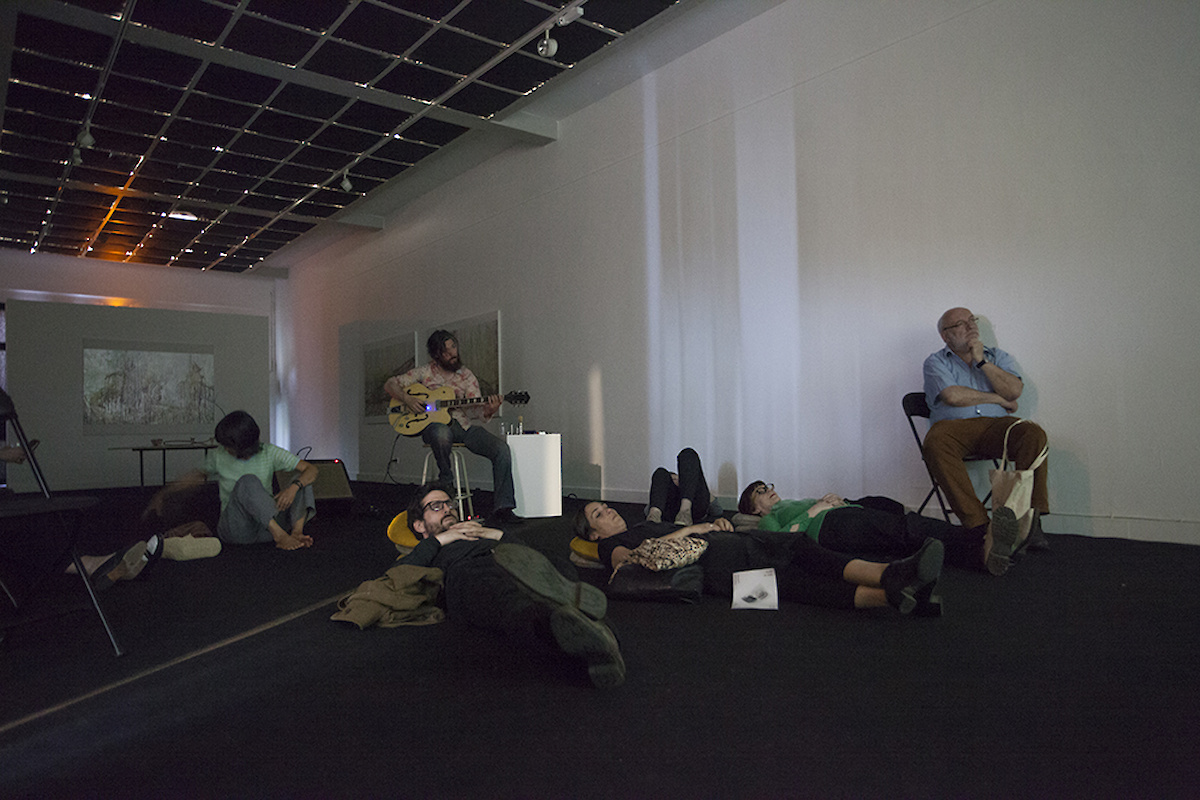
[881,538,944,614]
[489,507,524,525]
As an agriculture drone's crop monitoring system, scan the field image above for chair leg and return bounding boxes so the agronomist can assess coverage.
[0,575,17,609]
[69,547,124,657]
[420,451,434,485]
[457,452,473,519]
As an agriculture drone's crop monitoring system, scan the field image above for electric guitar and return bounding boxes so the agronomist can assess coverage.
[388,383,531,436]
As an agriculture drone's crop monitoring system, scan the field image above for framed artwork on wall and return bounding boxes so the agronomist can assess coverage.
[363,333,416,421]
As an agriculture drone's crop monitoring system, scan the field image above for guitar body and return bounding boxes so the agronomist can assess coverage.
[387,384,531,436]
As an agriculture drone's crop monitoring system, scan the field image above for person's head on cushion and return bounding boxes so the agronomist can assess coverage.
[573,501,630,542]
[407,485,460,539]
[738,481,782,517]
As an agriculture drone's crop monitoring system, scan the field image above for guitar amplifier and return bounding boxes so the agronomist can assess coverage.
[275,458,354,511]
[309,459,354,501]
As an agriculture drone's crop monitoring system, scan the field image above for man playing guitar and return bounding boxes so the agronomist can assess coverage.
[384,330,520,524]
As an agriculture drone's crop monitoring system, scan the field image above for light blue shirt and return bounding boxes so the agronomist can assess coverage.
[923,345,1021,423]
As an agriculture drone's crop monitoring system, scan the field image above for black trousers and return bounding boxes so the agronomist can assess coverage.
[648,448,715,521]
[817,496,983,568]
[701,531,859,610]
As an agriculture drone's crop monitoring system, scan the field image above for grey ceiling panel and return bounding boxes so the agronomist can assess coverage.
[1,0,682,271]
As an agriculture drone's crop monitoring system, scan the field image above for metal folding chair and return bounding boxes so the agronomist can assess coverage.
[902,391,996,522]
[0,387,123,655]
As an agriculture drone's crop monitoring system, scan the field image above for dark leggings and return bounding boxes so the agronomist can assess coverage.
[702,531,859,610]
[819,496,984,569]
[648,448,714,522]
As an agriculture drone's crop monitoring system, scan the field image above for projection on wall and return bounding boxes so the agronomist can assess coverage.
[83,343,215,428]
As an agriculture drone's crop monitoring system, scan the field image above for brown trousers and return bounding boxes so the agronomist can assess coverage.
[924,416,1049,529]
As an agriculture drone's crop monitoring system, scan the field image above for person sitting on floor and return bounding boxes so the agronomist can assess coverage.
[400,483,626,688]
[146,411,318,551]
[737,481,1016,574]
[573,498,945,617]
[0,440,38,465]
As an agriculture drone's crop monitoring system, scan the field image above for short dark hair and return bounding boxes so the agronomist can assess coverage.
[738,481,768,515]
[214,411,263,460]
[426,329,456,360]
[406,483,450,538]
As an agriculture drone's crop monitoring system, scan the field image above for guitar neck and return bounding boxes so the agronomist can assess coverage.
[437,396,493,411]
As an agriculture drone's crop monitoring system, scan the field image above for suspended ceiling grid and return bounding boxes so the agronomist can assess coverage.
[0,0,678,273]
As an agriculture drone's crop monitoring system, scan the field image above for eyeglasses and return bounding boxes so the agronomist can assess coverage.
[941,316,979,333]
[753,483,775,495]
[422,498,454,514]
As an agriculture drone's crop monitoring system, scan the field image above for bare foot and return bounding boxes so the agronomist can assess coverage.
[273,532,309,550]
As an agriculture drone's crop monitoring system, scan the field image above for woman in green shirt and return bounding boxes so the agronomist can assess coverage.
[738,481,1003,572]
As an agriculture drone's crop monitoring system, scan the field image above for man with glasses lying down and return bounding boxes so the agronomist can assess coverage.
[399,484,626,689]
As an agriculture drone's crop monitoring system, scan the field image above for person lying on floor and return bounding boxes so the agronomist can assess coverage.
[573,500,944,616]
[0,441,161,590]
[737,481,1019,575]
[400,484,626,688]
[145,411,318,551]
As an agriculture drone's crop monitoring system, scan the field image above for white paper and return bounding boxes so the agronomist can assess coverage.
[731,568,778,610]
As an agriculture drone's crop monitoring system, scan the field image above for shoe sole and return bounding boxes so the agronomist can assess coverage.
[492,543,607,620]
[986,507,1019,576]
[550,606,626,688]
[93,541,149,590]
[896,539,945,614]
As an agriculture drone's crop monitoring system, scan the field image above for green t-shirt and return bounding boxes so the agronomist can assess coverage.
[203,443,300,510]
[758,498,861,542]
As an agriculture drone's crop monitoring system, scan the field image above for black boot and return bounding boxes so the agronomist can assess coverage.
[881,538,944,614]
[911,580,943,618]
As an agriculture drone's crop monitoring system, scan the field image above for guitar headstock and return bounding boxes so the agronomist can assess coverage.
[504,391,530,405]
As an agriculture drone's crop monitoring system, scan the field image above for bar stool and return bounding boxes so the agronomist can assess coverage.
[421,443,474,520]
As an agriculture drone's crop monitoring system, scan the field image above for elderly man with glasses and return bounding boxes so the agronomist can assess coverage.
[400,484,625,688]
[922,307,1051,570]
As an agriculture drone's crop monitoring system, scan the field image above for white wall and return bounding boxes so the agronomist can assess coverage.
[0,250,280,489]
[277,0,1199,543]
[8,1,1190,543]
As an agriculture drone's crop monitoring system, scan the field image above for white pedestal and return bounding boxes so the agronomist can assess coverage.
[509,433,562,518]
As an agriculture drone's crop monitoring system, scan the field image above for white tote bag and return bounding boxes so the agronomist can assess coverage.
[988,420,1048,541]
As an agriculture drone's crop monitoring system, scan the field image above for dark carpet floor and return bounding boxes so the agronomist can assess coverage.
[1,482,1198,799]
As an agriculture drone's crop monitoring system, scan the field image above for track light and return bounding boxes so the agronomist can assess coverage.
[76,125,95,149]
[70,147,84,166]
[557,5,584,26]
[537,30,558,58]
[340,173,353,192]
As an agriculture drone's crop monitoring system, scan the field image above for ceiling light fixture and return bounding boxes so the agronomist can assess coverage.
[70,148,84,167]
[76,126,95,149]
[537,29,558,58]
[340,174,354,192]
[557,5,585,26]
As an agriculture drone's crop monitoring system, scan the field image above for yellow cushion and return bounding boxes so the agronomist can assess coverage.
[387,512,419,548]
[570,537,600,562]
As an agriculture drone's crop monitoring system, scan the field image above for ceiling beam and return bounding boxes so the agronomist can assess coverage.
[15,0,558,146]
